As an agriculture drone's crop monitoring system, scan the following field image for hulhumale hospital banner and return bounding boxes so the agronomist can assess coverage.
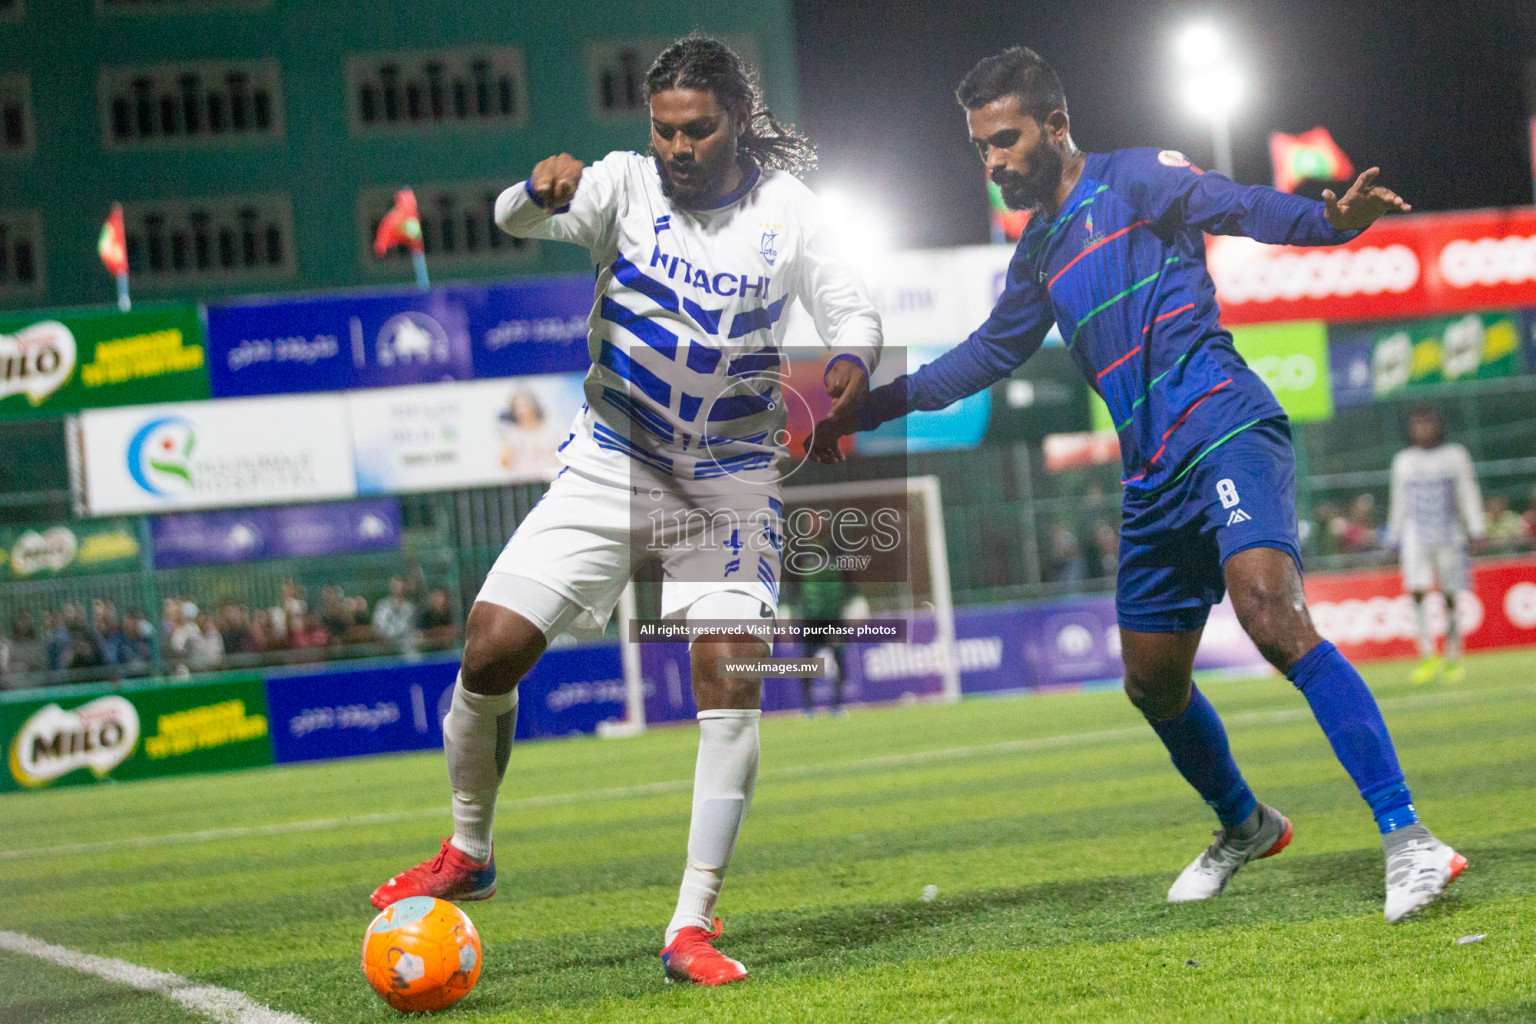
[204,278,591,398]
[0,304,208,421]
[151,499,401,569]
[75,394,358,515]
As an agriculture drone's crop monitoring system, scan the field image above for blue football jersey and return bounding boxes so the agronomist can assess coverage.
[859,148,1360,491]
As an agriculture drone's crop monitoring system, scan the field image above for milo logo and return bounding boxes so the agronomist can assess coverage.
[0,320,77,406]
[10,527,79,577]
[8,696,140,787]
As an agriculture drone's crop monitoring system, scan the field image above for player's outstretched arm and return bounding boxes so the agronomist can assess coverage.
[1321,168,1411,232]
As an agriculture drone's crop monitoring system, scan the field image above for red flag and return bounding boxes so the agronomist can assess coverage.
[1269,127,1354,194]
[373,188,424,256]
[98,203,128,277]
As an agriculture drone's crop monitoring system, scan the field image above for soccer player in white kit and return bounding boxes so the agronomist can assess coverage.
[370,35,881,986]
[1387,405,1484,684]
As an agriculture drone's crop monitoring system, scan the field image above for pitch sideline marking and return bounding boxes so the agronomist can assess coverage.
[1,682,1528,863]
[0,928,314,1024]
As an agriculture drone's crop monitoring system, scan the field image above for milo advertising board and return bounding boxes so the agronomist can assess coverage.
[1,675,273,792]
[0,518,141,581]
[0,304,209,420]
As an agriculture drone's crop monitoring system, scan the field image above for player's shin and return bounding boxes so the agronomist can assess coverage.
[1288,641,1419,833]
[667,707,761,944]
[444,676,518,863]
[1147,684,1258,831]
[1411,592,1435,658]
[1444,594,1462,663]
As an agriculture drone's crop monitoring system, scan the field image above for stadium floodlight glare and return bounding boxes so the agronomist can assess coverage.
[1172,20,1242,178]
[817,184,896,262]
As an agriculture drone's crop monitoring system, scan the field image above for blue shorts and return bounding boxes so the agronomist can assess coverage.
[1116,418,1302,633]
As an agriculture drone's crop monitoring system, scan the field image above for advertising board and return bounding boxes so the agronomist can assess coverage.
[77,395,357,515]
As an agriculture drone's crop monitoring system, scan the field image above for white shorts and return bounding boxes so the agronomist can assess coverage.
[1401,540,1469,594]
[475,466,781,642]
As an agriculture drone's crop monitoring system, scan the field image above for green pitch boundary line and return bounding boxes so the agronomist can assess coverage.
[2,681,1530,864]
[0,929,313,1024]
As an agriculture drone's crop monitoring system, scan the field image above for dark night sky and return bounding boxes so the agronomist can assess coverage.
[791,0,1536,249]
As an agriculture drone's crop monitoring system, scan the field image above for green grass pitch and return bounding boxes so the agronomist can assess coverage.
[4,649,1535,1023]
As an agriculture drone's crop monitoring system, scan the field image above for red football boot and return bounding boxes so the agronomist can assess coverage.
[370,838,497,910]
[660,917,748,986]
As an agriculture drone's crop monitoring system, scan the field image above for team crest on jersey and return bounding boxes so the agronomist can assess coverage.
[1082,210,1105,247]
[759,223,781,266]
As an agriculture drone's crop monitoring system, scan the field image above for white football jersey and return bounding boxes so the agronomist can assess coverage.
[1388,442,1484,548]
[495,151,881,486]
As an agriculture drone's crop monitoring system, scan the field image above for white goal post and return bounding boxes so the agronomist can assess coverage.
[602,474,959,737]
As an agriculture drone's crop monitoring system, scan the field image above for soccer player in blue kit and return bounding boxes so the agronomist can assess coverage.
[811,46,1464,922]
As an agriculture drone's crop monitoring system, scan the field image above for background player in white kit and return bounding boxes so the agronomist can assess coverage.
[371,35,882,986]
[1387,405,1484,684]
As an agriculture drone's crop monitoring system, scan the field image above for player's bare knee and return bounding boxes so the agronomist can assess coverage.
[1123,671,1189,721]
[691,634,767,709]
[460,609,543,696]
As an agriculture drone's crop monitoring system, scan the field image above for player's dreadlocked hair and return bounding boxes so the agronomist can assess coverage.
[645,33,817,174]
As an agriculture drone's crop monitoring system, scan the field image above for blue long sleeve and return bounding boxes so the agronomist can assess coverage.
[856,245,1053,430]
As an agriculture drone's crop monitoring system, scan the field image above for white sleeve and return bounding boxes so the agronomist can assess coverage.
[494,153,623,257]
[1386,451,1407,546]
[794,212,882,377]
[1454,445,1485,539]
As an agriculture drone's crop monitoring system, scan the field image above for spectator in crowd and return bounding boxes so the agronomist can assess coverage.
[281,579,307,626]
[118,607,154,676]
[1046,521,1085,583]
[45,608,71,670]
[349,594,373,630]
[288,610,331,652]
[163,601,201,672]
[1523,485,1536,543]
[372,576,417,655]
[1484,495,1527,549]
[318,585,353,643]
[247,608,276,655]
[90,599,128,676]
[417,588,459,651]
[184,611,225,673]
[1089,521,1119,579]
[3,611,48,687]
[217,602,253,657]
[1329,493,1381,555]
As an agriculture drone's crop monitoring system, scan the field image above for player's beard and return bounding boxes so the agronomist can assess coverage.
[993,134,1065,212]
[653,148,739,209]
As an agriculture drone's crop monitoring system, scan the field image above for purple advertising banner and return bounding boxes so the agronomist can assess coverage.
[151,499,402,568]
[206,290,476,397]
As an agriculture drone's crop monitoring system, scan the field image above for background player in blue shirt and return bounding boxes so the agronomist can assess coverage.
[812,46,1464,923]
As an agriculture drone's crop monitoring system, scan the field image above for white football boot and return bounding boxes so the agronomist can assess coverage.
[1383,825,1467,923]
[1168,802,1293,903]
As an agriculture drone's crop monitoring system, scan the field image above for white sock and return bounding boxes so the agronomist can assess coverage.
[1412,594,1435,657]
[666,708,760,944]
[443,676,517,864]
[1444,594,1462,662]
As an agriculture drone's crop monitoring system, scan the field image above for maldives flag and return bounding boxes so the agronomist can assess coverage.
[372,188,424,256]
[987,178,1032,242]
[98,203,128,276]
[1269,127,1354,194]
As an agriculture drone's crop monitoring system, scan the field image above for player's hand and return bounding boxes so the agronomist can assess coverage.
[823,358,869,421]
[1323,167,1411,231]
[805,410,858,464]
[528,154,585,210]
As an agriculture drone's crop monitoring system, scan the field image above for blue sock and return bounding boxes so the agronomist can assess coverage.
[1288,641,1418,834]
[1148,684,1257,828]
